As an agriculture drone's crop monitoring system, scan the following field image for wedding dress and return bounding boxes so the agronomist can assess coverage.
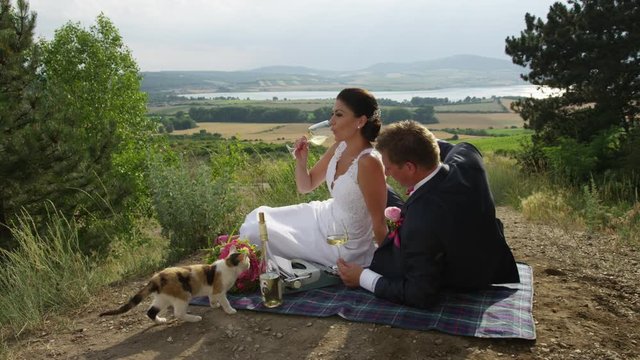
[239,141,378,267]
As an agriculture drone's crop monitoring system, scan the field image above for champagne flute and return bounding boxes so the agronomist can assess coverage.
[286,120,331,156]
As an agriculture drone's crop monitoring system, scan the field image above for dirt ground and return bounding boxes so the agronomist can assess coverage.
[6,206,640,360]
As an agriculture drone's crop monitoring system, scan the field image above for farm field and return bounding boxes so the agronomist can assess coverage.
[150,97,520,116]
[432,112,524,129]
[171,122,468,143]
[434,101,506,113]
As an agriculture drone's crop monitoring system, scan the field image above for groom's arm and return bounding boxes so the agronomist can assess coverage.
[372,207,445,308]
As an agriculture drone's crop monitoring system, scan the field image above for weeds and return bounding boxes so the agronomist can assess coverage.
[0,205,95,336]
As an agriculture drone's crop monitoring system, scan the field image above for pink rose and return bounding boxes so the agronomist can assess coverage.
[384,206,402,222]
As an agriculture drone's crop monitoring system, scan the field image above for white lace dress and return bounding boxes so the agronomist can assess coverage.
[239,141,378,267]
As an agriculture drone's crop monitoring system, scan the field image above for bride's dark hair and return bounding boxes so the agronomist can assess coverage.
[337,88,381,142]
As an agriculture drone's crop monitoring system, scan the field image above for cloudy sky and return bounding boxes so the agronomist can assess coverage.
[28,0,561,72]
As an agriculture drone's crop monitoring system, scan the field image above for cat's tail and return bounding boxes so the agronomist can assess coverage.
[99,280,158,317]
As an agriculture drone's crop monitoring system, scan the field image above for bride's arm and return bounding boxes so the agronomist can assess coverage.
[295,142,338,194]
[357,154,388,245]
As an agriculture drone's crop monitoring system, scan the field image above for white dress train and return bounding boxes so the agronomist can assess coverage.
[239,141,379,267]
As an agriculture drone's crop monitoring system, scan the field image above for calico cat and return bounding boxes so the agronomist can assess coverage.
[99,247,250,323]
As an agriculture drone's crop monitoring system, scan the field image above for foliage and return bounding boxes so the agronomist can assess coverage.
[146,154,240,260]
[40,13,155,214]
[457,133,532,156]
[1,9,155,253]
[484,154,548,208]
[206,236,261,293]
[153,112,197,133]
[0,204,96,334]
[210,141,249,180]
[413,106,437,123]
[312,106,332,122]
[505,0,640,182]
[520,190,580,228]
[0,0,42,244]
[189,106,309,123]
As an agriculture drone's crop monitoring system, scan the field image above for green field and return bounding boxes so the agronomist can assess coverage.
[456,133,531,153]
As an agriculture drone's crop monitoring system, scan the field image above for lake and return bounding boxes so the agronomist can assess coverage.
[179,85,559,102]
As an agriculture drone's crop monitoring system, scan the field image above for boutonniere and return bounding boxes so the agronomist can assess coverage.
[384,206,403,248]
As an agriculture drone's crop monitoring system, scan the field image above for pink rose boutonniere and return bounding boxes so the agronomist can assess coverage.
[384,206,403,248]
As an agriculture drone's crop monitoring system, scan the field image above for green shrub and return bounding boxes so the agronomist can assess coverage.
[577,178,616,231]
[147,155,239,260]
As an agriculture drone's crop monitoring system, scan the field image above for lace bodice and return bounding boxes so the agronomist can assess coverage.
[325,141,380,231]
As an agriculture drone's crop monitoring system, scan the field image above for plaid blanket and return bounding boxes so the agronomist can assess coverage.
[191,263,535,340]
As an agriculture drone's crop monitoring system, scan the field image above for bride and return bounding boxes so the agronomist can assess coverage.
[239,88,388,267]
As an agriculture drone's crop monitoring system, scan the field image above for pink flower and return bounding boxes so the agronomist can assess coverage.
[384,206,402,222]
[385,206,403,248]
[208,236,261,293]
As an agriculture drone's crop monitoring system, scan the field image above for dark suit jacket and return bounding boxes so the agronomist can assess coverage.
[371,142,519,308]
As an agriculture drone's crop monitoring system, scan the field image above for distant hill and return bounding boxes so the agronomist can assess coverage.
[141,54,526,94]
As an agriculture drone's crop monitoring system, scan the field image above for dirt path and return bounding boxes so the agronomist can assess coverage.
[7,207,640,359]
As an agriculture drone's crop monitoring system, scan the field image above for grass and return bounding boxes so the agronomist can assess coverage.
[0,206,166,342]
[455,133,531,154]
[0,206,97,337]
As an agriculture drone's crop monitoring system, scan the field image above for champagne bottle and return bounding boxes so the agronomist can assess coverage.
[258,212,269,272]
[258,212,283,308]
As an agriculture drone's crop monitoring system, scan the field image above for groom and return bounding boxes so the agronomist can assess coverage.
[338,120,519,308]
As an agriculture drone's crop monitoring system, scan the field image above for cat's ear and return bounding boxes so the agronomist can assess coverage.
[227,245,237,255]
[236,252,245,262]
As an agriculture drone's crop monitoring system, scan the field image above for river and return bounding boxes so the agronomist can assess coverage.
[179,84,559,102]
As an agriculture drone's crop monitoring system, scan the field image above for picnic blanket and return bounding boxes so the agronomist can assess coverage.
[191,263,535,340]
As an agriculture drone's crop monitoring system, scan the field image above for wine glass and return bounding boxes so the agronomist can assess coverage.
[326,221,349,270]
[286,120,331,157]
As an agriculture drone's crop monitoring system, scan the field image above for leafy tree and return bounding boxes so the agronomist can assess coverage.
[0,7,154,251]
[505,0,639,143]
[37,14,154,251]
[413,106,438,124]
[313,106,332,122]
[383,107,413,123]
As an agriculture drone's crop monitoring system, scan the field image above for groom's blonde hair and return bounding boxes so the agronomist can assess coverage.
[375,120,440,169]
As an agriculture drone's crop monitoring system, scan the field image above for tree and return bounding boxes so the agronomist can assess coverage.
[413,106,438,124]
[383,107,413,123]
[0,0,41,243]
[505,0,640,145]
[0,7,154,251]
[37,14,154,251]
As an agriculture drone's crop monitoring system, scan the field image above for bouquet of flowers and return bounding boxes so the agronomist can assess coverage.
[384,206,403,248]
[207,235,261,293]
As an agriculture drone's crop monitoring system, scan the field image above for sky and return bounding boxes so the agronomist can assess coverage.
[28,0,562,72]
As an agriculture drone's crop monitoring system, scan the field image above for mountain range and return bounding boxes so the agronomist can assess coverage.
[141,54,527,94]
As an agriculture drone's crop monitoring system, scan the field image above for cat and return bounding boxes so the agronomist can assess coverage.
[99,247,250,324]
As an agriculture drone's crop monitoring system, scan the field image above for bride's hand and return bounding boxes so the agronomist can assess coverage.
[293,136,309,160]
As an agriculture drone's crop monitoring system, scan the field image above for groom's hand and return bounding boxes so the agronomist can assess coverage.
[337,259,363,288]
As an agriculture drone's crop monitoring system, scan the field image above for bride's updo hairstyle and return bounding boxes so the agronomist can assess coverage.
[336,88,382,142]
